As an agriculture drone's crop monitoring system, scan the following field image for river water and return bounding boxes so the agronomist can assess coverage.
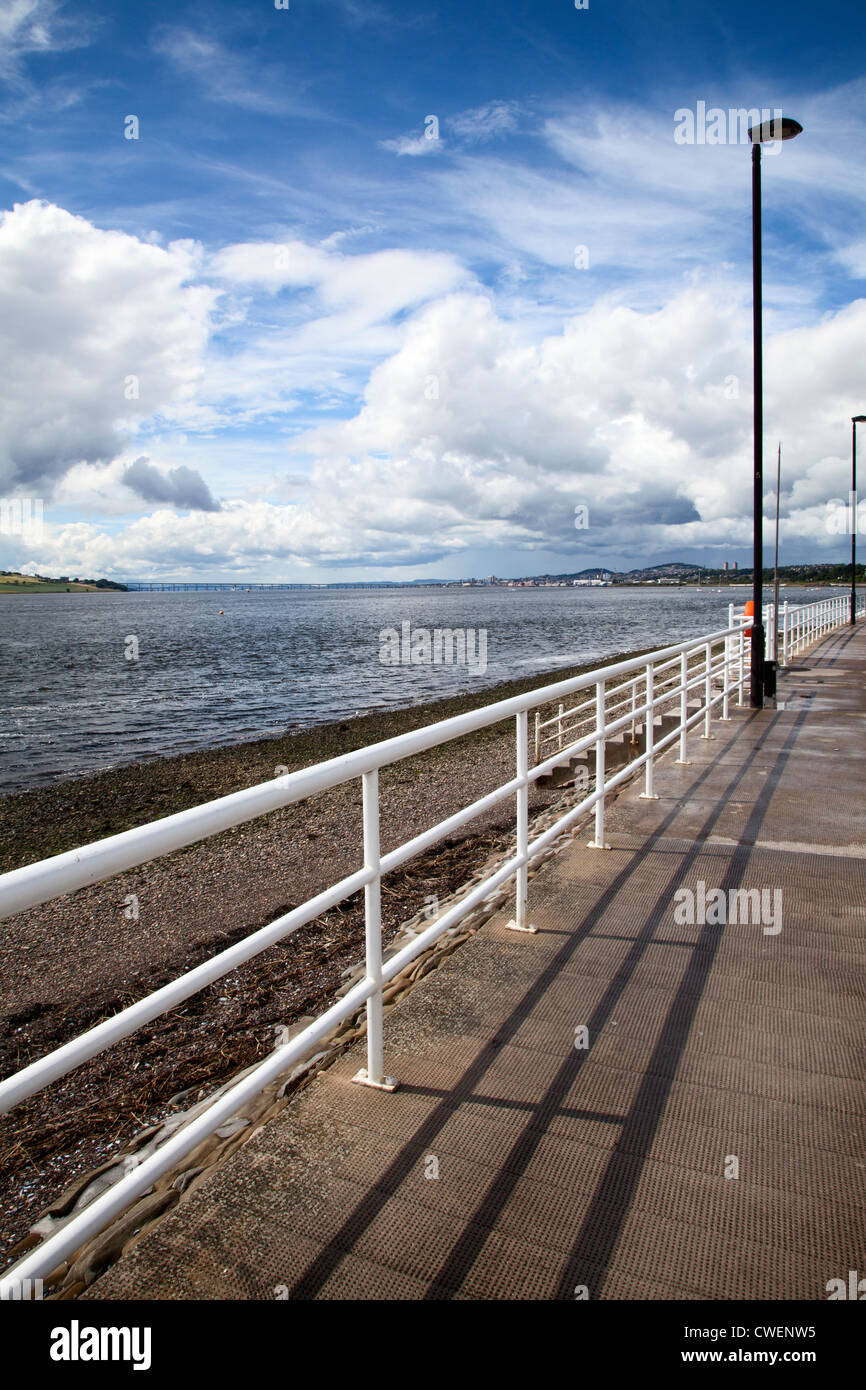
[0,584,834,794]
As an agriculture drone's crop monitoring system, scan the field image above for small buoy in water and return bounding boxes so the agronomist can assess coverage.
[218,609,224,615]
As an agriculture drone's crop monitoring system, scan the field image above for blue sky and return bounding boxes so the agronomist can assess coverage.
[1,0,864,580]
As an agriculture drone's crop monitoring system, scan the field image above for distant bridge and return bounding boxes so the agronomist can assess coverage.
[123,581,444,592]
[125,581,320,592]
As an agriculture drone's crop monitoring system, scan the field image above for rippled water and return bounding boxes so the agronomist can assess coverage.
[0,584,834,794]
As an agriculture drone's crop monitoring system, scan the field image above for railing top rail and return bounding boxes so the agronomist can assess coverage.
[0,621,742,922]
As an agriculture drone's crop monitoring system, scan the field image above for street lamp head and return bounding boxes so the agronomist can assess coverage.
[748,116,803,143]
[853,415,866,423]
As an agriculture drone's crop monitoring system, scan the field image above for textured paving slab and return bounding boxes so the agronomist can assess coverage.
[85,625,866,1300]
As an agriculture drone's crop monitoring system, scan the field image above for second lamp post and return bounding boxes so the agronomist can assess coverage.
[747,114,802,707]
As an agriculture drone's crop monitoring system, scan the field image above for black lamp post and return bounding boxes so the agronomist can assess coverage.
[852,416,866,624]
[747,115,803,707]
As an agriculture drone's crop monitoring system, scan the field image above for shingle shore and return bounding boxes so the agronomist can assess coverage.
[0,646,650,1267]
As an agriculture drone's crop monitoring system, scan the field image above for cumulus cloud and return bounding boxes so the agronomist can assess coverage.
[0,200,215,493]
[12,285,865,580]
[2,111,864,583]
[123,458,221,512]
[200,238,470,422]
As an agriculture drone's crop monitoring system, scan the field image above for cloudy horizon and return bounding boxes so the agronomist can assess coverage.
[1,0,864,583]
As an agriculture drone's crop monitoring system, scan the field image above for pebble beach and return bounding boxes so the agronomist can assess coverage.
[0,648,652,1267]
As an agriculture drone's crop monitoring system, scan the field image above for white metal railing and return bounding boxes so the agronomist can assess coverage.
[768,593,865,665]
[0,595,861,1295]
[534,642,733,763]
[535,593,864,762]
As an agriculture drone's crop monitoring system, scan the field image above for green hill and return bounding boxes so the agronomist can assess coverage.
[0,571,127,594]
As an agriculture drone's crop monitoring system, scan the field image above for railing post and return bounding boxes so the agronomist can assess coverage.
[721,635,731,721]
[781,601,788,666]
[701,641,713,738]
[640,662,659,799]
[587,680,610,848]
[769,602,775,661]
[534,711,540,766]
[352,770,397,1091]
[557,702,564,751]
[677,651,691,763]
[508,711,538,932]
[737,621,745,706]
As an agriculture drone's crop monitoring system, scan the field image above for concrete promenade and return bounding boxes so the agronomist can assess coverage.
[86,625,866,1300]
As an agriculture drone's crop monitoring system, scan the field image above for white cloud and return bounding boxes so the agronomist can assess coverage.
[152,25,318,116]
[199,238,470,426]
[10,285,865,580]
[0,201,216,493]
[380,133,442,157]
[4,61,866,585]
[449,101,522,143]
[0,0,90,77]
[836,241,866,279]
